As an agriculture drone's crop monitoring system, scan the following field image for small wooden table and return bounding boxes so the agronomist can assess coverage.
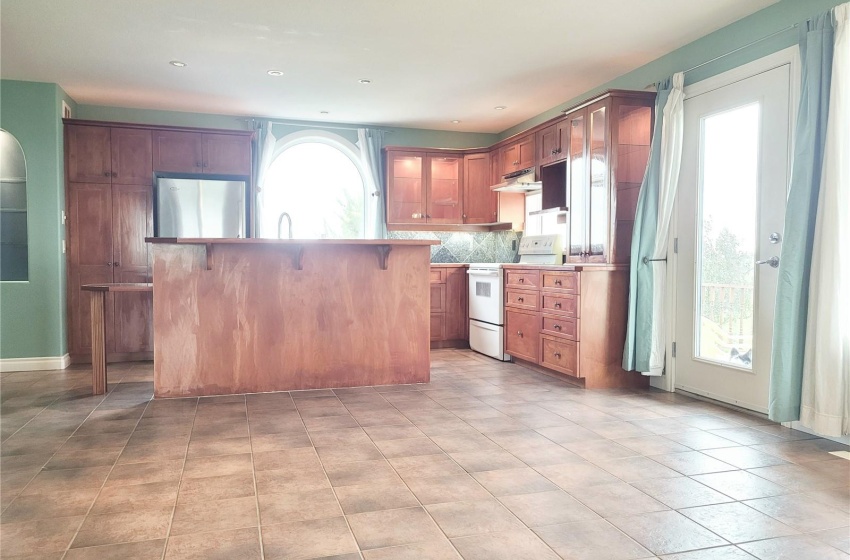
[81,283,153,395]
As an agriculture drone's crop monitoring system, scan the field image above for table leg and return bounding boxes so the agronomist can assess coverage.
[90,291,107,395]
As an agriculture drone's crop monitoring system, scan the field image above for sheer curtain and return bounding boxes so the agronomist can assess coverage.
[800,3,849,436]
[357,128,386,239]
[769,10,836,423]
[254,121,277,238]
[623,73,684,376]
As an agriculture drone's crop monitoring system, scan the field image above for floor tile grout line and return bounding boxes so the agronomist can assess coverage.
[157,396,199,560]
[57,377,157,560]
[244,395,266,560]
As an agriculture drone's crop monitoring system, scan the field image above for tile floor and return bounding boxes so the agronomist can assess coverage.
[1,349,848,559]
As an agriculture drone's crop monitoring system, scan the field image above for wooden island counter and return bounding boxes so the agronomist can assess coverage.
[146,238,439,397]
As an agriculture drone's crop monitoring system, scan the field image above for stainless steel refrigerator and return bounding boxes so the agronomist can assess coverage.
[155,176,248,238]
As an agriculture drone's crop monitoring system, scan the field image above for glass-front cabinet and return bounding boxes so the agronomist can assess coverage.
[566,93,653,264]
[428,154,462,224]
[387,152,425,225]
[386,150,463,227]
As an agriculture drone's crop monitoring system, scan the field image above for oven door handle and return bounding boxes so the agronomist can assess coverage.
[467,270,500,276]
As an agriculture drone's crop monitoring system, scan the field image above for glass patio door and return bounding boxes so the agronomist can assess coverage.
[674,61,792,413]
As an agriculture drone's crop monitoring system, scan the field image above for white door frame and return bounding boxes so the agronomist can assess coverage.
[655,45,800,394]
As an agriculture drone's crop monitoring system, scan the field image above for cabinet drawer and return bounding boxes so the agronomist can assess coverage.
[540,335,580,377]
[542,294,579,317]
[505,310,539,362]
[505,289,538,311]
[542,271,578,293]
[430,284,446,313]
[506,269,540,289]
[430,268,446,284]
[541,315,579,340]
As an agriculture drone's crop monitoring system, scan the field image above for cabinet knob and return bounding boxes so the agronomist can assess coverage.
[111,172,118,177]
[103,172,110,177]
[462,214,467,219]
[113,262,119,267]
[554,351,561,358]
[554,324,562,330]
[555,279,562,285]
[517,297,524,302]
[412,213,421,219]
[106,261,113,266]
[518,278,524,283]
[555,302,562,309]
[196,161,203,168]
[517,331,523,337]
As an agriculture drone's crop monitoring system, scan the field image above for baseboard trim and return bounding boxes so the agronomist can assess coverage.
[0,354,71,372]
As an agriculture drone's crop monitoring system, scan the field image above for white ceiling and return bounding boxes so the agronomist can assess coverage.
[1,0,777,133]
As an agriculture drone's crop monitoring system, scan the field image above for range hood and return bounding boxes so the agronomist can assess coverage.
[490,167,542,193]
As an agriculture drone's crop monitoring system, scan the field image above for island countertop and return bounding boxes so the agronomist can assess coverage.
[148,238,436,397]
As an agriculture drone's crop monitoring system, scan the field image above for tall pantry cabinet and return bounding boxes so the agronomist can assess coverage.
[66,124,154,362]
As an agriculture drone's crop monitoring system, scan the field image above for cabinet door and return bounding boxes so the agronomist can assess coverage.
[567,109,587,262]
[463,153,495,224]
[67,125,112,183]
[426,154,463,224]
[67,183,114,355]
[502,143,519,175]
[152,131,203,173]
[112,185,153,353]
[517,136,535,170]
[430,283,447,313]
[587,101,609,262]
[537,125,558,167]
[491,147,503,184]
[444,268,468,340]
[505,309,539,362]
[386,152,426,225]
[111,128,152,185]
[203,134,252,175]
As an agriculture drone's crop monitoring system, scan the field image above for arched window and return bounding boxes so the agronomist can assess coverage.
[259,131,374,239]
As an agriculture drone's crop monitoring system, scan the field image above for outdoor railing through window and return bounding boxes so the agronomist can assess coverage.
[700,283,754,363]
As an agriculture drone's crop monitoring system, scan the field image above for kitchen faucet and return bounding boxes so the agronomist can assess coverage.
[277,212,293,239]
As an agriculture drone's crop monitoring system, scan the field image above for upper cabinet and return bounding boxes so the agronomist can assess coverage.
[566,93,654,264]
[67,125,152,185]
[386,149,476,228]
[501,134,535,175]
[153,131,251,176]
[462,152,496,224]
[537,119,570,168]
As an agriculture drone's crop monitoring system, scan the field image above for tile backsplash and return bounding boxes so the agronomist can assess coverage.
[388,230,522,263]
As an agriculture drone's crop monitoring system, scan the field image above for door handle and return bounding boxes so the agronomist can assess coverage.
[756,256,780,268]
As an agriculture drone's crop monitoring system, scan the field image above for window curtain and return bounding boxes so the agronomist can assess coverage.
[799,3,849,437]
[768,10,836,423]
[253,121,277,237]
[623,73,685,376]
[357,128,386,239]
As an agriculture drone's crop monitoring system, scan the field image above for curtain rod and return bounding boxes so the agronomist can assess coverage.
[242,118,392,133]
[645,23,798,89]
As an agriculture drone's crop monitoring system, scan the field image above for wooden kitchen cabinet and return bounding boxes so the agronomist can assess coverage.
[67,125,152,185]
[153,130,252,175]
[565,92,654,264]
[430,265,468,348]
[537,119,570,167]
[502,264,647,389]
[501,134,535,175]
[462,152,496,224]
[386,150,463,227]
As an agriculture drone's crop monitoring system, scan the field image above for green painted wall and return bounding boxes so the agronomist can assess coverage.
[500,0,844,139]
[75,105,498,149]
[0,80,75,359]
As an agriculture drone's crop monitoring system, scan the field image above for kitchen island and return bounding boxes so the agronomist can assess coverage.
[146,238,439,397]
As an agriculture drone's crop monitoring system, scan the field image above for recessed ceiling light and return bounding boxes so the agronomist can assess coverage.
[267,70,284,76]
[451,120,461,124]
[320,111,329,115]
[494,106,507,110]
[169,60,187,67]
[358,79,372,84]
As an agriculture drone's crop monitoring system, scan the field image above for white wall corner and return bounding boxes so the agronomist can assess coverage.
[0,354,71,373]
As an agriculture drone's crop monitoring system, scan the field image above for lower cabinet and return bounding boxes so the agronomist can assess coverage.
[504,266,646,389]
[430,265,468,348]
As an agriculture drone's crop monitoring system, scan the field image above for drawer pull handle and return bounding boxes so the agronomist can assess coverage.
[517,331,523,337]
[554,351,561,358]
[555,279,562,285]
[518,297,524,302]
[554,302,562,309]
[554,324,562,330]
